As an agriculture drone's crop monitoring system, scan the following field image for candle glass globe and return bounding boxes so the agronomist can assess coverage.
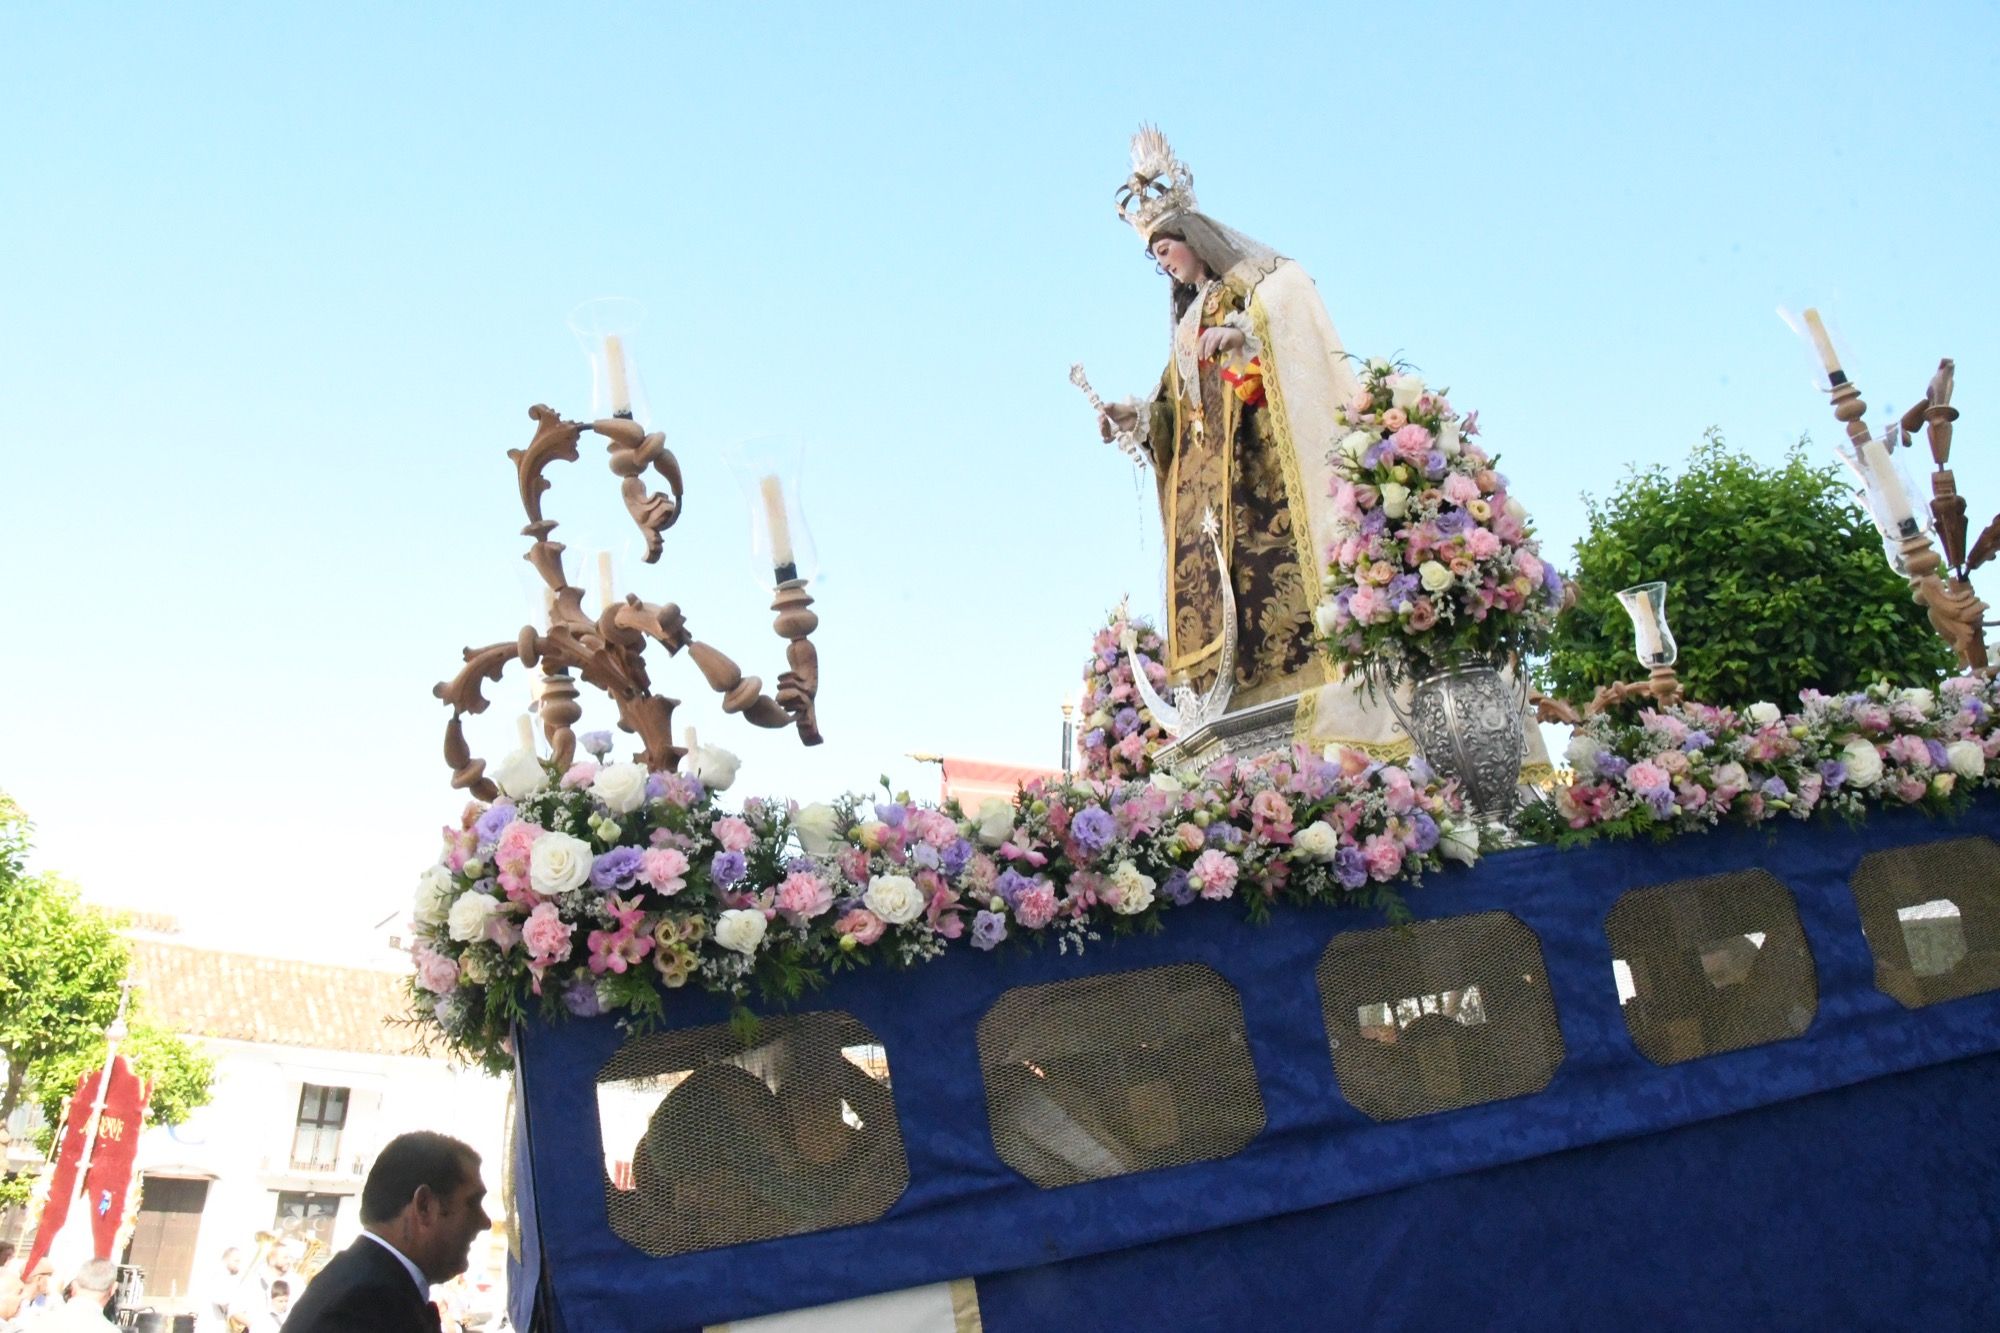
[567,297,653,424]
[1615,581,1677,669]
[723,434,819,590]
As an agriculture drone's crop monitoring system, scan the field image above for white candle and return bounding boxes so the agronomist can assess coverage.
[517,713,535,752]
[1862,437,1916,531]
[603,334,632,417]
[760,474,795,572]
[1801,308,1843,379]
[1632,604,1664,663]
[683,725,697,753]
[597,550,615,612]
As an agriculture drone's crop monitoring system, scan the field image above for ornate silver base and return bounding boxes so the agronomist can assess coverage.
[1159,693,1302,771]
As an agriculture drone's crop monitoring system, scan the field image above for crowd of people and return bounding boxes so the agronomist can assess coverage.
[0,1132,500,1333]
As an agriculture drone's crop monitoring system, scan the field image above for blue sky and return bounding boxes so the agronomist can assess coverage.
[4,2,1996,962]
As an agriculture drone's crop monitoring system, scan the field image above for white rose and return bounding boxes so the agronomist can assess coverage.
[1313,601,1342,637]
[447,890,500,943]
[590,762,649,815]
[687,744,741,792]
[1564,733,1602,774]
[460,951,491,985]
[1745,702,1781,726]
[491,747,547,800]
[416,865,456,926]
[1505,497,1527,522]
[1438,418,1461,457]
[1389,373,1426,409]
[1338,429,1373,463]
[1293,821,1341,862]
[1149,772,1185,794]
[1418,560,1453,593]
[974,797,1016,848]
[1110,860,1156,915]
[863,873,925,925]
[1381,482,1410,519]
[794,802,843,856]
[1947,739,1985,779]
[714,909,768,956]
[1087,710,1112,730]
[1841,739,1883,788]
[528,831,594,896]
[1898,688,1936,717]
[1439,820,1480,866]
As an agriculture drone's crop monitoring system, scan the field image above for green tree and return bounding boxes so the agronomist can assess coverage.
[0,793,214,1205]
[1547,432,1954,708]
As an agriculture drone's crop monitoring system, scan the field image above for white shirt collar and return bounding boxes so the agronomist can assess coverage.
[360,1230,432,1302]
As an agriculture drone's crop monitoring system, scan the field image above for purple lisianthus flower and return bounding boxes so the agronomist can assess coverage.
[1761,777,1790,800]
[1114,707,1141,739]
[1819,759,1847,790]
[1643,787,1675,819]
[1926,739,1951,770]
[580,730,614,760]
[474,802,516,845]
[645,772,668,800]
[1409,811,1439,853]
[1332,847,1368,890]
[1071,806,1117,855]
[1160,869,1195,905]
[786,855,816,874]
[971,910,1008,951]
[1361,508,1389,536]
[874,802,907,828]
[911,843,941,870]
[1208,823,1245,850]
[1423,451,1448,479]
[562,980,603,1017]
[1434,510,1471,536]
[1085,728,1107,750]
[1595,753,1630,779]
[994,867,1035,907]
[1363,440,1392,469]
[1683,732,1713,752]
[941,838,974,877]
[590,846,646,890]
[711,850,747,887]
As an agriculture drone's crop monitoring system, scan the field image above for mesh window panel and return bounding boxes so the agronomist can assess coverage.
[1604,870,1818,1065]
[1852,837,2000,1008]
[1316,912,1564,1121]
[597,1010,907,1256]
[977,964,1265,1188]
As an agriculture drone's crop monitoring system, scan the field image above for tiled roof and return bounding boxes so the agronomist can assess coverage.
[127,939,424,1057]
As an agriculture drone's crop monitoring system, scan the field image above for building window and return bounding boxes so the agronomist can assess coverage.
[290,1085,349,1172]
[273,1191,340,1252]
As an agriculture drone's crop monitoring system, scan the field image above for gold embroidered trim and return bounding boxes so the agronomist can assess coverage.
[1250,295,1337,688]
[950,1277,986,1333]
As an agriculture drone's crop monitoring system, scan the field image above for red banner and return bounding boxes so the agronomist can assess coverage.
[26,1055,151,1271]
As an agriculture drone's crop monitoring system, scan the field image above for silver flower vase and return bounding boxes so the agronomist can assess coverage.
[1387,656,1527,822]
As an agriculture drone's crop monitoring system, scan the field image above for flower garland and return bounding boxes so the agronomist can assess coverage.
[1316,359,1564,675]
[408,745,1481,1071]
[1515,676,2000,845]
[1078,609,1172,781]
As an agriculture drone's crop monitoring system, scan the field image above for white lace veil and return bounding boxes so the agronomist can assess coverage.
[1149,210,1286,326]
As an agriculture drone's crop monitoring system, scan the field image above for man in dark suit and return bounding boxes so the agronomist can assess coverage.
[286,1131,490,1333]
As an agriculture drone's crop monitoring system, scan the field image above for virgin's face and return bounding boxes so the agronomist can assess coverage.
[1149,235,1207,285]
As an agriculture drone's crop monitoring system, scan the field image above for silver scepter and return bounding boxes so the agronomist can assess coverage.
[1070,363,1147,468]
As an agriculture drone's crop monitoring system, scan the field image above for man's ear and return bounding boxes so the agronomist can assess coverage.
[412,1183,439,1223]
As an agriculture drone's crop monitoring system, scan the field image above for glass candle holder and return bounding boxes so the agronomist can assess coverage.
[723,435,818,589]
[567,297,651,423]
[1615,581,1677,669]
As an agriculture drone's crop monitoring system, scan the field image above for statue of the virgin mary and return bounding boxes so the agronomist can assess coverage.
[1097,127,1409,755]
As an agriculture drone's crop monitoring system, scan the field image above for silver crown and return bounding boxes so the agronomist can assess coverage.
[1115,124,1196,243]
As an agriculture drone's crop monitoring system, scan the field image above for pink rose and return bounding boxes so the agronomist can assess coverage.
[1190,849,1239,900]
[1013,885,1059,929]
[1362,833,1404,880]
[711,816,755,852]
[1381,407,1409,431]
[1349,388,1375,416]
[641,847,690,895]
[1407,599,1438,631]
[1177,822,1206,852]
[775,870,834,921]
[835,908,887,945]
[522,902,574,965]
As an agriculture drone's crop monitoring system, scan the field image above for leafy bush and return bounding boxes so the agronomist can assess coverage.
[1546,432,1953,707]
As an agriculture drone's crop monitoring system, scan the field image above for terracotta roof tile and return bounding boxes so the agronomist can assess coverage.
[127,939,423,1057]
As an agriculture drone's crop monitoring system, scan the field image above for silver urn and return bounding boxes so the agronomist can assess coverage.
[1390,657,1527,822]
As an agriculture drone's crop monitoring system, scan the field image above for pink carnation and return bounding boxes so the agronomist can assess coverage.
[494,820,543,875]
[1468,528,1502,559]
[641,847,690,895]
[1391,423,1433,462]
[1625,761,1670,793]
[1362,833,1404,880]
[560,761,600,789]
[775,870,834,921]
[522,901,574,965]
[1013,885,1059,928]
[711,816,756,852]
[1442,473,1482,506]
[1190,849,1239,900]
[413,943,459,995]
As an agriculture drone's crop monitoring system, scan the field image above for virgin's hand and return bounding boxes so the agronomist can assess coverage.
[1198,326,1246,360]
[1099,404,1137,440]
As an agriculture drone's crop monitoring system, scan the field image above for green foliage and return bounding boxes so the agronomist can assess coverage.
[0,793,215,1205]
[1547,432,1954,707]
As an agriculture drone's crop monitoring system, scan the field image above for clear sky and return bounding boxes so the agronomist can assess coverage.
[4,2,1997,964]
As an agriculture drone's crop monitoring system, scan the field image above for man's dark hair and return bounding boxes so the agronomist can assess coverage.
[359,1131,478,1224]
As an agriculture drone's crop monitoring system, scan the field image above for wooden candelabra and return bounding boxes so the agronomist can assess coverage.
[433,405,823,801]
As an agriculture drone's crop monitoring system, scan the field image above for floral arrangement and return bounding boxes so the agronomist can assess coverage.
[1516,676,2000,845]
[1078,608,1172,781]
[408,733,1480,1070]
[1315,358,1565,676]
